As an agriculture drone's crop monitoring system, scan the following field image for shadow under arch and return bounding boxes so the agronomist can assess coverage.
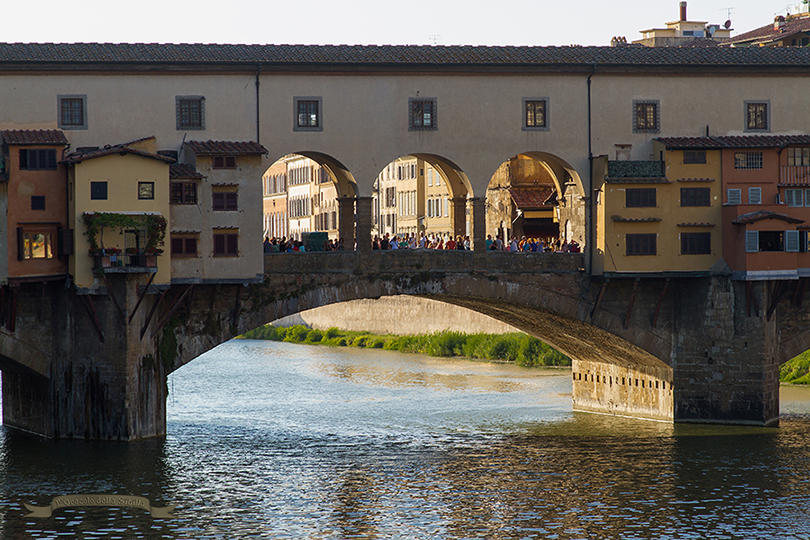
[266,151,358,198]
[521,151,585,199]
[410,153,474,200]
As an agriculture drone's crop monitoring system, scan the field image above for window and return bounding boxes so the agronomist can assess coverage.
[681,187,710,207]
[213,231,238,256]
[626,233,657,256]
[176,96,205,130]
[294,97,322,131]
[745,101,769,132]
[788,147,810,167]
[19,149,57,170]
[625,188,656,208]
[58,95,87,129]
[170,236,198,257]
[747,230,786,252]
[523,98,548,130]
[683,150,706,164]
[90,181,108,200]
[212,156,236,169]
[31,196,45,210]
[786,188,805,207]
[632,100,659,133]
[213,191,238,211]
[409,98,437,131]
[727,188,742,205]
[786,230,800,252]
[681,232,711,255]
[138,182,154,200]
[171,182,198,205]
[19,230,54,260]
[734,152,763,170]
[749,187,762,204]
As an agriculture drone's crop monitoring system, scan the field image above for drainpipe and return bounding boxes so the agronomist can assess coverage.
[255,66,261,144]
[587,66,596,277]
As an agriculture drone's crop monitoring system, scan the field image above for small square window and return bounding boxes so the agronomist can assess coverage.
[745,101,770,132]
[90,181,108,200]
[626,188,656,208]
[293,97,323,132]
[633,100,660,133]
[727,188,742,205]
[681,232,711,255]
[626,233,657,256]
[212,156,236,169]
[681,187,711,207]
[213,231,238,256]
[171,182,198,205]
[58,95,87,130]
[213,191,238,211]
[683,150,706,164]
[171,236,199,257]
[19,149,58,171]
[31,195,45,210]
[523,98,549,131]
[176,96,205,130]
[138,182,154,200]
[409,98,437,131]
[734,152,763,170]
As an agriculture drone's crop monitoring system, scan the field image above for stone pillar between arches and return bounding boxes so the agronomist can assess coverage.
[337,196,355,249]
[355,197,373,252]
[470,197,486,252]
[450,197,467,240]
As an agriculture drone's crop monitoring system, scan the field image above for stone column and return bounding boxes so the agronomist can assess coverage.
[450,197,467,240]
[355,196,373,252]
[470,197,486,252]
[337,196,355,249]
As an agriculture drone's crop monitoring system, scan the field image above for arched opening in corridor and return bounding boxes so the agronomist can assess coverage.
[485,152,585,251]
[262,152,357,248]
[371,154,474,245]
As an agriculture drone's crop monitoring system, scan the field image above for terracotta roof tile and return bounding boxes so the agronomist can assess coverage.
[611,217,662,222]
[0,43,809,70]
[184,140,267,156]
[676,178,715,182]
[170,163,203,179]
[724,15,810,46]
[731,210,805,225]
[677,222,715,227]
[62,142,174,164]
[2,129,68,146]
[657,134,810,149]
[508,187,554,209]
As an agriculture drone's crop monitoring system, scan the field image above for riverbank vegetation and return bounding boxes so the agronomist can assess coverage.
[239,325,571,367]
[781,351,810,384]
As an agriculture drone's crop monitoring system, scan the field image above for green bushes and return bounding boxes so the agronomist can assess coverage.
[239,325,571,367]
[781,351,810,384]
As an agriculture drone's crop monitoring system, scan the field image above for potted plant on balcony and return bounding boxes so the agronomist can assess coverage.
[142,248,163,267]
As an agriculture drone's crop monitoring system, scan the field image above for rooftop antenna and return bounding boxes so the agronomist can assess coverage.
[720,6,733,21]
[429,34,440,46]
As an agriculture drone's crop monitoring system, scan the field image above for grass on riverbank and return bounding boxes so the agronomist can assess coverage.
[781,351,810,384]
[239,325,571,367]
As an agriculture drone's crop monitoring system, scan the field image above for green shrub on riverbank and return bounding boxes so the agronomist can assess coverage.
[240,325,571,367]
[781,351,810,384]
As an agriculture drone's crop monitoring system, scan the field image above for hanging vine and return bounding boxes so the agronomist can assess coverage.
[83,212,167,255]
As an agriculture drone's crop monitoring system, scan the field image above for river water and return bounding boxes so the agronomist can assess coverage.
[5,339,810,539]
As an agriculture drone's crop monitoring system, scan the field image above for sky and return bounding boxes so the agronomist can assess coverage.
[2,0,806,47]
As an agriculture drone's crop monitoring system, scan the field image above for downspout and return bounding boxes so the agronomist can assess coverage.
[587,66,596,277]
[255,65,261,144]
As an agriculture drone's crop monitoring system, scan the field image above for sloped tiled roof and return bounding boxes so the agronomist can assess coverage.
[170,163,204,179]
[184,140,267,156]
[724,15,810,47]
[656,135,810,149]
[508,187,554,209]
[0,43,809,71]
[731,210,805,225]
[62,142,175,164]
[2,129,68,146]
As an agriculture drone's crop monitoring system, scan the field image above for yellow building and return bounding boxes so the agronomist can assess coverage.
[593,139,722,276]
[64,137,172,289]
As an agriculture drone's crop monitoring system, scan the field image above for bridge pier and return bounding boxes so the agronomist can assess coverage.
[1,275,167,439]
[572,276,781,426]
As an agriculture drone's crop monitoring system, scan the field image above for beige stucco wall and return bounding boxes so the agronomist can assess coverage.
[68,153,171,288]
[272,295,521,335]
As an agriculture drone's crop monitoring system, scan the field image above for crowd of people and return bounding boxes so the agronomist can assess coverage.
[264,233,580,253]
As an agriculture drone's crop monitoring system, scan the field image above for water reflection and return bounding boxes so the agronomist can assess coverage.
[4,340,810,538]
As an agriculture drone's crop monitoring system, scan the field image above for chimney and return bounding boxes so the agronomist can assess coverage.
[680,1,687,21]
[775,15,786,31]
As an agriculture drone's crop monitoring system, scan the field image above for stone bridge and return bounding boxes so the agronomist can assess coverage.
[2,251,809,439]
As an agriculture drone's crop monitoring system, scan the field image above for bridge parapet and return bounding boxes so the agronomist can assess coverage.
[264,251,585,275]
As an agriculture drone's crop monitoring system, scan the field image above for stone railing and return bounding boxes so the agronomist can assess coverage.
[264,250,585,275]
